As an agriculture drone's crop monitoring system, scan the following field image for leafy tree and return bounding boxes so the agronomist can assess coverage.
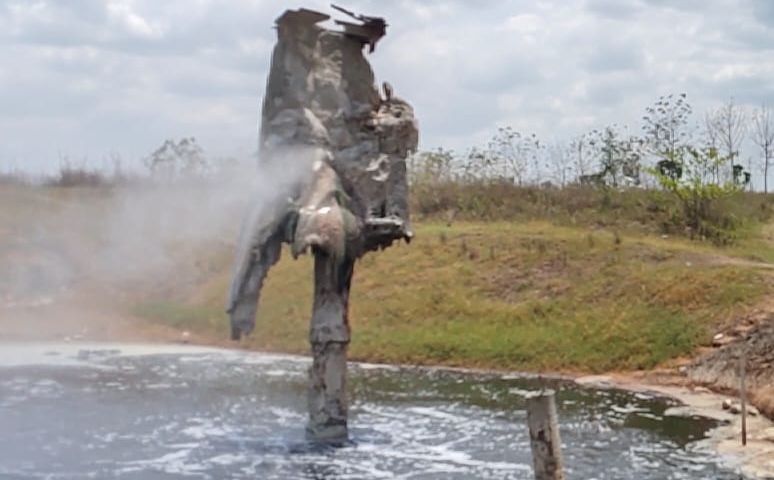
[582,126,643,187]
[652,146,739,243]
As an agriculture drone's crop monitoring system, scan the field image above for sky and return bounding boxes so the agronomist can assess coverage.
[1,0,774,174]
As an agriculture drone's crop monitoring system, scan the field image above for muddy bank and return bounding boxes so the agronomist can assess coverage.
[690,314,774,420]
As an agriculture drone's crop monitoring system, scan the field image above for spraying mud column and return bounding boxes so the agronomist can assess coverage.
[226,7,418,442]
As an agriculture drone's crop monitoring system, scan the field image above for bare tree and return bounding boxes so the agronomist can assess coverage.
[708,98,747,181]
[547,142,570,187]
[703,111,721,183]
[569,133,594,182]
[751,103,774,193]
[641,93,693,163]
[145,137,208,181]
[488,127,540,185]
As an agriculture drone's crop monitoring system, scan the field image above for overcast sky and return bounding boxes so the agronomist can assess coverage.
[2,0,773,173]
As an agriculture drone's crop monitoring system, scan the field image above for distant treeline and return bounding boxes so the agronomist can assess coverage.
[3,94,773,244]
[412,94,773,192]
[0,137,239,188]
[408,94,774,245]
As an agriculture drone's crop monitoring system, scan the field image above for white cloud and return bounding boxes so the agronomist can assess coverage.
[1,0,773,173]
[106,1,160,39]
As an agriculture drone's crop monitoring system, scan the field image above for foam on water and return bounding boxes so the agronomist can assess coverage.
[0,343,746,479]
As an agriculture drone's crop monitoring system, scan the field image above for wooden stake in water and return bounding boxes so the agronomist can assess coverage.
[526,390,565,480]
[740,347,747,447]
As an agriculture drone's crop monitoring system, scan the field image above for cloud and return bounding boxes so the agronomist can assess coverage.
[1,0,773,172]
[584,0,643,19]
[750,0,774,28]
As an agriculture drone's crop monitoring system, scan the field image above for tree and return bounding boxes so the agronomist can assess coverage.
[751,103,774,193]
[487,127,540,185]
[651,146,738,243]
[145,137,208,181]
[409,148,455,185]
[462,146,497,181]
[703,111,721,183]
[547,142,571,187]
[569,133,593,181]
[641,93,693,163]
[583,126,643,187]
[707,98,746,181]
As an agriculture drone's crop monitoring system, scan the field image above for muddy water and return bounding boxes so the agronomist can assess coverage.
[0,344,742,479]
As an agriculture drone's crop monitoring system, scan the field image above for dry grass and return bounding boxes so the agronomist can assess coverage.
[411,181,774,246]
[133,221,768,373]
[3,183,770,374]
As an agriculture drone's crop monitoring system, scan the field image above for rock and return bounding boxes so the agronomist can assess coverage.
[761,427,774,442]
[726,402,759,416]
[689,320,774,422]
[712,333,725,346]
[575,375,613,388]
[722,398,733,410]
[664,406,694,418]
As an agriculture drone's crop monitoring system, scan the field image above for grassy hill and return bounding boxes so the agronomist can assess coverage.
[2,182,772,374]
[134,218,773,373]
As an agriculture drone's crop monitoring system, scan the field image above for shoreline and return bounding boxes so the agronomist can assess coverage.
[576,374,774,480]
[349,356,774,479]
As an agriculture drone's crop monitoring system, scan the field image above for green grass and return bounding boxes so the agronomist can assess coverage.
[133,220,769,373]
[3,183,769,374]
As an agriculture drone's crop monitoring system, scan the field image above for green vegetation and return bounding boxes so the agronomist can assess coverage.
[409,94,773,246]
[134,220,772,373]
[125,96,774,373]
[410,173,774,244]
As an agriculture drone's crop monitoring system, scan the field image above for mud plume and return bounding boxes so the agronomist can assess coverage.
[226,7,418,441]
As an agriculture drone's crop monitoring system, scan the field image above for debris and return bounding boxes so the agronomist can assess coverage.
[331,3,387,52]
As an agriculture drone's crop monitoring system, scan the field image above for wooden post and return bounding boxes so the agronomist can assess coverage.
[740,347,747,447]
[526,390,565,480]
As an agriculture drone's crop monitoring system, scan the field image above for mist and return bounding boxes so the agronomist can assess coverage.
[0,158,308,314]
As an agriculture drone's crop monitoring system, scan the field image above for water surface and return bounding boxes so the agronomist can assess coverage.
[0,343,740,479]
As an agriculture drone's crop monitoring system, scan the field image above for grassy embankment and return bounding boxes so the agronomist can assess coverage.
[134,186,774,373]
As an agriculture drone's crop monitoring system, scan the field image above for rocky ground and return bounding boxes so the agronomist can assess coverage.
[690,306,774,419]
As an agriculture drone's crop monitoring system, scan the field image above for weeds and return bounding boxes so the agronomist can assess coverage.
[409,180,773,246]
[133,222,768,372]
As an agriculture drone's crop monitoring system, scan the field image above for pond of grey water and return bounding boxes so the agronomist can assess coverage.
[0,343,743,479]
